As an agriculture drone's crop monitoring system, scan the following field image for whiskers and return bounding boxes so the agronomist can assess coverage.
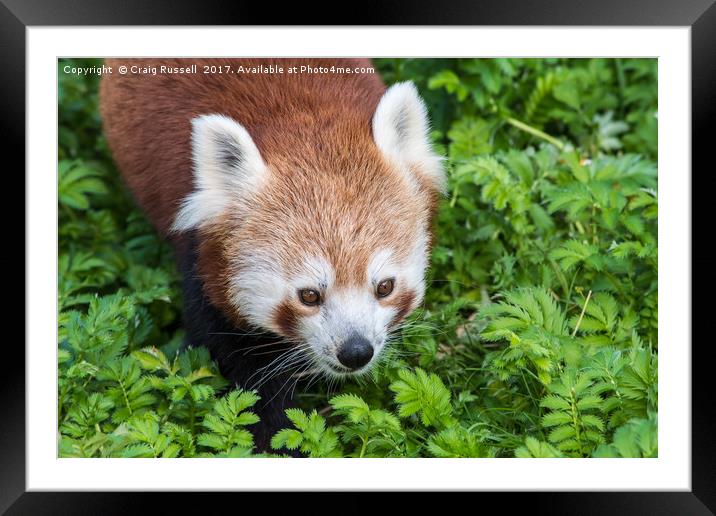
[223,335,299,361]
[243,340,332,409]
[247,342,311,391]
[216,292,458,408]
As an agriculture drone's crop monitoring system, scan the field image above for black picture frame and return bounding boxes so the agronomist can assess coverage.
[7,0,712,513]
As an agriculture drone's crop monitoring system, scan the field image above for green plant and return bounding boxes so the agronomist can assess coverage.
[58,57,658,458]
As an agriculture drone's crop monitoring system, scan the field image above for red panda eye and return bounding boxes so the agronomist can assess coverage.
[299,289,321,306]
[376,278,395,298]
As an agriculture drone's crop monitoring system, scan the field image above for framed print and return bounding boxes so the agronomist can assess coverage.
[7,0,713,512]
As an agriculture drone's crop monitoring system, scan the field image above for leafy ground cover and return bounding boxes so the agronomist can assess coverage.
[58,58,657,458]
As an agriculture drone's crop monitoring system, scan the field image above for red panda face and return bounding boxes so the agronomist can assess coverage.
[172,82,445,378]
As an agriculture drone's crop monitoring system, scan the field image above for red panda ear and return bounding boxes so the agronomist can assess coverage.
[372,82,446,195]
[171,114,268,232]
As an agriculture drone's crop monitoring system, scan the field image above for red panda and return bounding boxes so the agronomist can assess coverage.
[99,58,445,451]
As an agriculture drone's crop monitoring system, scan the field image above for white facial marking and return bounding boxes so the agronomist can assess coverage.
[372,81,447,195]
[230,254,288,331]
[294,240,430,377]
[229,236,431,378]
[402,227,430,306]
[171,114,268,232]
[367,248,396,284]
[291,256,335,292]
[230,254,335,334]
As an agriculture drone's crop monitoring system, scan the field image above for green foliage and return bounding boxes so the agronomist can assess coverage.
[515,436,564,458]
[540,368,605,456]
[390,368,455,428]
[593,417,657,458]
[480,287,570,386]
[196,391,260,456]
[59,57,657,458]
[329,394,404,457]
[271,409,341,457]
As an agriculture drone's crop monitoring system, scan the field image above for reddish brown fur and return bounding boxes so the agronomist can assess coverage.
[386,289,417,327]
[195,219,238,324]
[272,301,301,338]
[100,58,438,318]
[100,58,386,235]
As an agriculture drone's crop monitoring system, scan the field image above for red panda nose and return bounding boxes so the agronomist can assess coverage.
[337,333,374,370]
